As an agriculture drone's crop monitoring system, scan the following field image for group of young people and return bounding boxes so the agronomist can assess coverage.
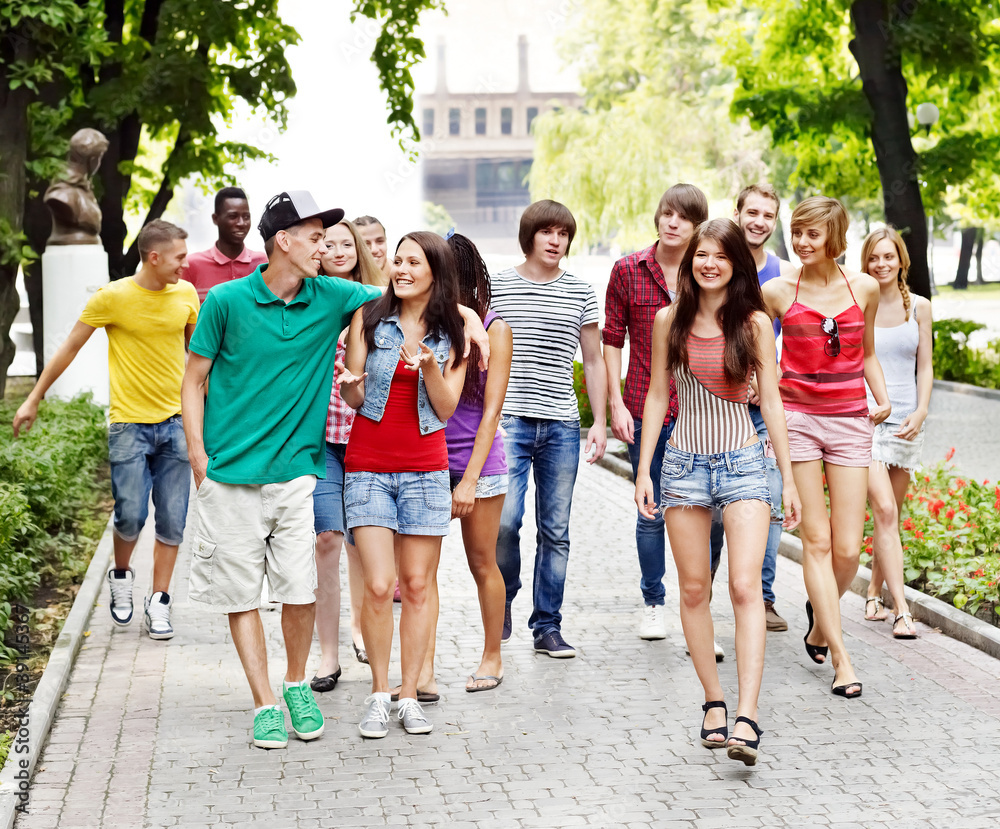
[12,178,932,767]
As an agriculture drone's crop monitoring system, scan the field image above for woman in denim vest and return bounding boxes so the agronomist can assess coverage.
[339,231,467,739]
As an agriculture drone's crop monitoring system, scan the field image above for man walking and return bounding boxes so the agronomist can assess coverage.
[183,186,267,302]
[181,191,383,750]
[492,199,607,658]
[14,220,199,640]
[603,184,708,640]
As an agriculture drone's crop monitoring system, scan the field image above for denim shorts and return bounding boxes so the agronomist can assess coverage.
[108,416,190,545]
[345,470,452,536]
[314,443,348,535]
[449,473,509,499]
[660,440,771,511]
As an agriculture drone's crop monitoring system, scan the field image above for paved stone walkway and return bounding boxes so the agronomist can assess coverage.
[16,461,1000,829]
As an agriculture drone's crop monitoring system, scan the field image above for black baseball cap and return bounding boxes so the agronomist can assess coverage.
[258,190,345,242]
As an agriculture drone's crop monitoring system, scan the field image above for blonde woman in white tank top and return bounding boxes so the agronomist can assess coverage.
[860,228,933,639]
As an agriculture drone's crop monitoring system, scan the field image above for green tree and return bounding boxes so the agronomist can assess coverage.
[1,0,442,394]
[729,0,1000,299]
[530,0,769,251]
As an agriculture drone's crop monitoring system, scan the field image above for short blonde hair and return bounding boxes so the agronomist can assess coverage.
[790,196,849,259]
[860,226,913,320]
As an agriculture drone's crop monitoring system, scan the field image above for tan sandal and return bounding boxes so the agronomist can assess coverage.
[864,596,886,621]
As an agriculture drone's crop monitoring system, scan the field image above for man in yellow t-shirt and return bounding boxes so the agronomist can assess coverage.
[14,220,199,640]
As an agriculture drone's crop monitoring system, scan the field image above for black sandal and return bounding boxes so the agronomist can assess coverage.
[727,716,763,766]
[804,600,828,664]
[700,700,728,749]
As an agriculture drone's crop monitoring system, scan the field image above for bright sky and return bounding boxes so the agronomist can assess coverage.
[181,0,580,252]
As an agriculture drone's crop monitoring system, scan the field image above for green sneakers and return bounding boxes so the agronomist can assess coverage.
[283,682,325,740]
[253,706,288,749]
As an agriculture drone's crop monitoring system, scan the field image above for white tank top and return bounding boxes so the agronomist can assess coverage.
[866,310,919,424]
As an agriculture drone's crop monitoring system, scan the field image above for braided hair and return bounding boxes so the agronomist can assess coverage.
[860,226,912,320]
[447,233,491,402]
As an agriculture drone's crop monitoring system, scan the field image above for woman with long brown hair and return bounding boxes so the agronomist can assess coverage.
[635,219,800,766]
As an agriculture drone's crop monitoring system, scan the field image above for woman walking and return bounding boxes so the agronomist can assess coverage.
[762,197,891,699]
[340,231,467,738]
[635,219,800,766]
[859,227,932,639]
[310,220,386,692]
[446,232,512,691]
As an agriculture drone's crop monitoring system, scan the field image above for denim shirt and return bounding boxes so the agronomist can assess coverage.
[358,314,453,435]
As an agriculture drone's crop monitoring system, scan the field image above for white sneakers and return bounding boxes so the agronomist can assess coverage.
[107,568,135,626]
[639,604,667,640]
[144,592,174,640]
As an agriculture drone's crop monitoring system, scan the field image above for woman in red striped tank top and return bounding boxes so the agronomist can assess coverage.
[635,219,801,767]
[762,197,891,700]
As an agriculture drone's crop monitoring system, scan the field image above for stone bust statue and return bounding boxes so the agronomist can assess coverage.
[44,128,109,246]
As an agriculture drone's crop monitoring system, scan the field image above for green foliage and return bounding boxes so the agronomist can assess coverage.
[861,456,1000,624]
[573,361,594,428]
[422,201,454,235]
[351,1,446,150]
[728,0,1000,226]
[932,318,1000,388]
[0,395,108,668]
[531,0,769,248]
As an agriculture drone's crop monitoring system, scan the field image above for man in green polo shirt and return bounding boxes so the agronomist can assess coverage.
[182,191,382,749]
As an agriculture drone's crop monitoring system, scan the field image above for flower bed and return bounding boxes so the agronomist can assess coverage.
[861,449,1000,626]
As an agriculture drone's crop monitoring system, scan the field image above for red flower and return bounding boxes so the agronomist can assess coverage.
[948,489,956,496]
[906,493,915,500]
[945,447,956,461]
[929,499,945,518]
[903,518,915,531]
[865,545,873,554]
[973,568,985,578]
[942,565,948,571]
[964,522,972,528]
[903,545,909,550]
[956,478,966,489]
[946,508,955,520]
[915,530,924,539]
[943,544,951,551]
[959,503,969,514]
[865,512,871,521]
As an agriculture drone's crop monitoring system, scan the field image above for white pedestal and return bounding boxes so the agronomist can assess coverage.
[42,245,110,407]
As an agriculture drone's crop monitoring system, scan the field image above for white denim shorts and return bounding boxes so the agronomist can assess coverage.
[871,422,925,472]
[188,475,318,613]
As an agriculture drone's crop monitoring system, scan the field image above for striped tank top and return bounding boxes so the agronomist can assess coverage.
[779,269,867,417]
[671,334,756,454]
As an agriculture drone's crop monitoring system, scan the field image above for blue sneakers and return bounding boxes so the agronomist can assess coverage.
[501,601,512,644]
[533,630,576,658]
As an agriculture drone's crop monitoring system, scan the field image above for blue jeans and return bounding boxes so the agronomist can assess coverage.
[626,417,673,606]
[496,416,580,638]
[708,405,783,603]
[108,416,190,545]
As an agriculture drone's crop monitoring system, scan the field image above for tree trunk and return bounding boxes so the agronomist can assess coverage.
[772,213,791,261]
[849,1,931,300]
[954,227,977,290]
[0,25,34,395]
[975,228,985,284]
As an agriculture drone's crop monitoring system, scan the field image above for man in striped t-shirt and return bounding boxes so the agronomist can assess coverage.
[492,200,607,658]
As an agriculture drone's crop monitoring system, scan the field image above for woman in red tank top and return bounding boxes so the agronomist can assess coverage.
[762,197,891,700]
[635,219,801,767]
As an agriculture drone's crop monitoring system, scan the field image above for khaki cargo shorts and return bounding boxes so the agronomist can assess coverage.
[188,475,317,613]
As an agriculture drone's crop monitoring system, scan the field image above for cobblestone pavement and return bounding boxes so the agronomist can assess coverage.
[17,461,1000,829]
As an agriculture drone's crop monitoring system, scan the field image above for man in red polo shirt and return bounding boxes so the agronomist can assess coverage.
[184,187,268,301]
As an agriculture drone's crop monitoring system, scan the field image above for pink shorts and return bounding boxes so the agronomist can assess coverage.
[784,411,874,467]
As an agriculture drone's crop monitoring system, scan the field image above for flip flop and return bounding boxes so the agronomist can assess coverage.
[466,674,504,693]
[390,689,440,704]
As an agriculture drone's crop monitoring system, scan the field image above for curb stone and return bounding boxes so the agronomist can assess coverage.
[0,516,114,829]
[594,451,1000,661]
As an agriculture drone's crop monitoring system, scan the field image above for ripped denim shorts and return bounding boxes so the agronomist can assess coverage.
[659,440,771,512]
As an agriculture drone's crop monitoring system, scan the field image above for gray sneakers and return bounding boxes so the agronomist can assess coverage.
[359,694,392,739]
[144,591,174,640]
[396,698,433,734]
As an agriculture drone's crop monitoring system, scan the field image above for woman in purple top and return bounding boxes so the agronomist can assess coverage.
[446,232,513,691]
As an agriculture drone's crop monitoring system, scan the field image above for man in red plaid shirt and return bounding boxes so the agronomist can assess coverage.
[603,183,708,641]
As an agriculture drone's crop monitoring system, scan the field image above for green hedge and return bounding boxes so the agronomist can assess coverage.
[933,318,1000,389]
[0,395,108,666]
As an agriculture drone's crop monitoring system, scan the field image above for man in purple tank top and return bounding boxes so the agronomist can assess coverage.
[708,184,797,633]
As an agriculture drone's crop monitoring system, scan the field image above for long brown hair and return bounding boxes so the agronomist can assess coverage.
[361,231,465,368]
[665,219,766,384]
[321,220,387,286]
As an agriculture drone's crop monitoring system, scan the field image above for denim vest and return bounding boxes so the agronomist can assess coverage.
[358,314,453,435]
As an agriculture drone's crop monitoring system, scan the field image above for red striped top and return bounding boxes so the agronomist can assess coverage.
[779,270,867,417]
[671,334,756,454]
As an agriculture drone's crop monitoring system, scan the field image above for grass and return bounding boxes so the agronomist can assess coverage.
[934,281,1000,300]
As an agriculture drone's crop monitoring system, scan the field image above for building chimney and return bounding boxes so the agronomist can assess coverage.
[436,37,448,97]
[517,35,529,95]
